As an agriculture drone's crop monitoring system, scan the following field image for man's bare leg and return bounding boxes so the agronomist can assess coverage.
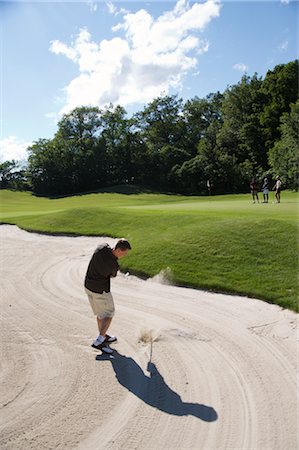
[275,192,280,203]
[97,316,112,337]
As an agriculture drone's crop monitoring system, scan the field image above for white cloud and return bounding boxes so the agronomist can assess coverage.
[233,63,248,72]
[280,0,289,4]
[106,1,129,17]
[106,1,117,15]
[278,39,288,51]
[49,0,221,116]
[87,0,97,13]
[0,136,32,163]
[50,40,77,61]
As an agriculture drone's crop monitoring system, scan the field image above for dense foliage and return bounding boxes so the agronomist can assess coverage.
[1,60,298,195]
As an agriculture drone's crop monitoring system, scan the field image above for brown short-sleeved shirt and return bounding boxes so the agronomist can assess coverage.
[84,244,119,293]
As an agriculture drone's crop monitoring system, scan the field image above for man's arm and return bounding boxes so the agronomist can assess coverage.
[111,267,118,277]
[94,252,119,277]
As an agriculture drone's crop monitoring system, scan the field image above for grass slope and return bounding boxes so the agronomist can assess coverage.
[1,188,298,311]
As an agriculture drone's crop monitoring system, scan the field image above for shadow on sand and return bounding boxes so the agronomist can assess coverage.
[96,350,218,422]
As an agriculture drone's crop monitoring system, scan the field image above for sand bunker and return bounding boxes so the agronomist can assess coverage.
[0,225,297,449]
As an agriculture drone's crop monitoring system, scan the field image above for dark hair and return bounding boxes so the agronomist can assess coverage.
[115,239,132,251]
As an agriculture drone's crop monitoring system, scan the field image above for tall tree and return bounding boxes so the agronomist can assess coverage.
[27,139,70,194]
[183,92,223,156]
[268,101,299,190]
[55,106,104,192]
[0,160,28,190]
[99,105,133,185]
[217,74,267,172]
[133,95,186,186]
[260,60,298,151]
[28,107,106,194]
[0,160,17,188]
[135,95,185,148]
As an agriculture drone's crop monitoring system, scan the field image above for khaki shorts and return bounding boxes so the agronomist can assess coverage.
[85,287,115,318]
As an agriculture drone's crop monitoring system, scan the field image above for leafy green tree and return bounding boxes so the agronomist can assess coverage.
[0,160,28,189]
[27,139,69,194]
[135,95,185,148]
[217,74,267,173]
[260,60,298,151]
[133,95,186,187]
[175,153,207,194]
[0,160,16,188]
[183,92,223,156]
[57,106,102,141]
[99,105,134,185]
[55,106,105,192]
[268,101,299,190]
[28,107,111,194]
[177,145,242,195]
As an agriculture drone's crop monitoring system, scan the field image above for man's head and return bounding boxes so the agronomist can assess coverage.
[113,239,132,259]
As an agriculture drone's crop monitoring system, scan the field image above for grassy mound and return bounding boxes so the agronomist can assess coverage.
[1,188,298,311]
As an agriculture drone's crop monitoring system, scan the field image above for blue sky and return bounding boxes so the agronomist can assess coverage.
[0,0,297,162]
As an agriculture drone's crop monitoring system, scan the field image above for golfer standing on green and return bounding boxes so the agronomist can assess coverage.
[85,239,132,353]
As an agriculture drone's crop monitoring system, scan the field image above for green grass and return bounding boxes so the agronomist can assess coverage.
[1,188,298,311]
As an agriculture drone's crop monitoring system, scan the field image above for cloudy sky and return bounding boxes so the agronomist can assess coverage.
[0,0,297,162]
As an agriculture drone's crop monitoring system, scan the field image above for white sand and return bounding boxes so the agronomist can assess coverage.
[0,225,297,450]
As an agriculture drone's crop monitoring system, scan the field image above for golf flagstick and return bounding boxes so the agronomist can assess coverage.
[149,338,153,364]
[147,338,153,377]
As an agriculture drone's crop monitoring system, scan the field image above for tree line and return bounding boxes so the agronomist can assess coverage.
[1,60,298,195]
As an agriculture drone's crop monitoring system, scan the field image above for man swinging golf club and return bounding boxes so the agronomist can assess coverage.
[84,239,132,353]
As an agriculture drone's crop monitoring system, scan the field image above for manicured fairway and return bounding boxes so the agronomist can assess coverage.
[1,188,298,311]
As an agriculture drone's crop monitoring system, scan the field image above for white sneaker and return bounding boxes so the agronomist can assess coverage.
[101,345,113,354]
[92,335,105,347]
[91,340,113,354]
[105,334,117,343]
